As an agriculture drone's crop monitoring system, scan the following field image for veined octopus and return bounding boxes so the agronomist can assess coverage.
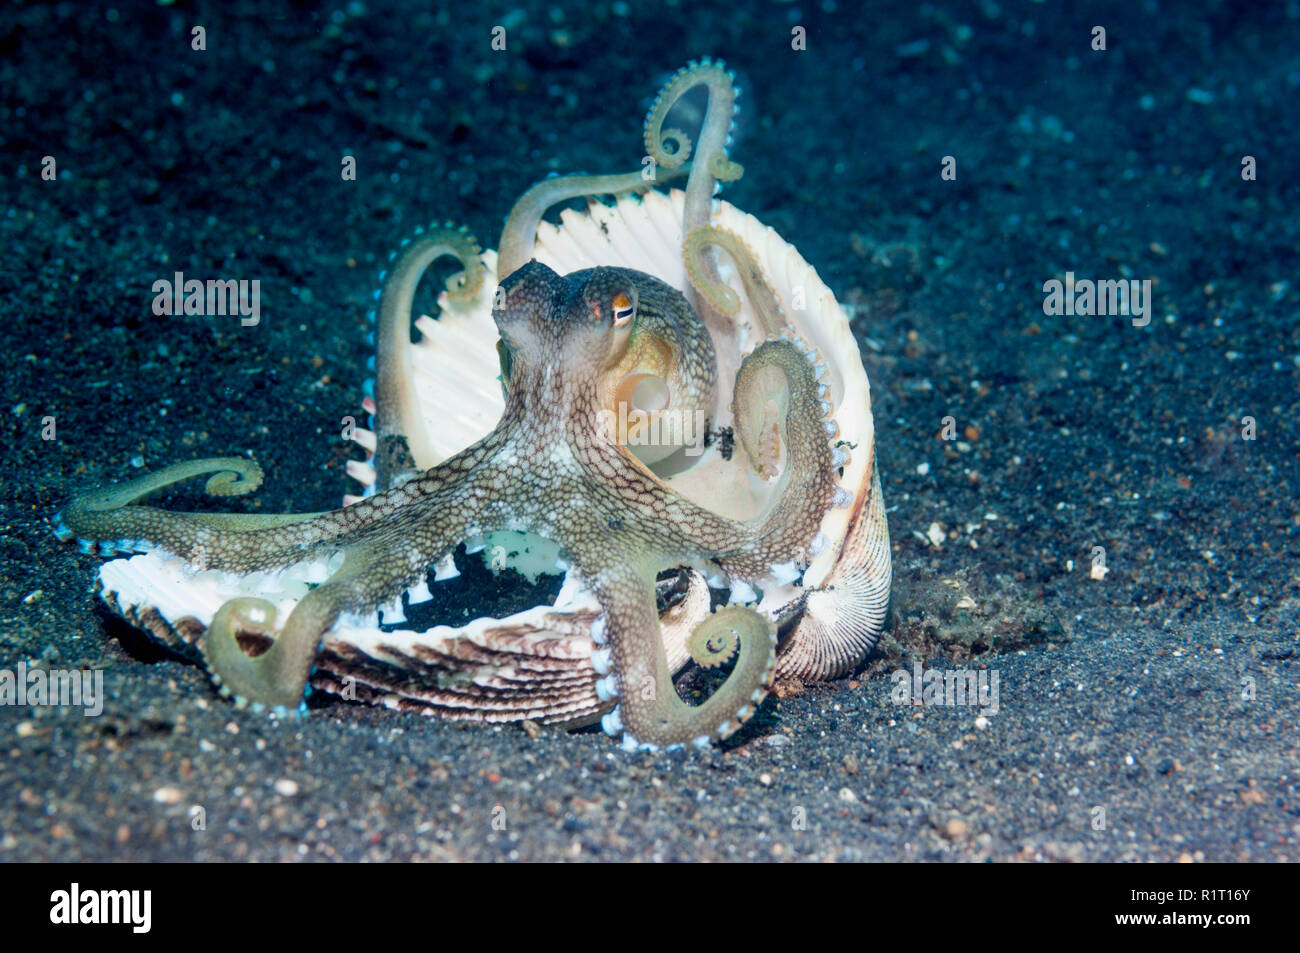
[56,60,891,751]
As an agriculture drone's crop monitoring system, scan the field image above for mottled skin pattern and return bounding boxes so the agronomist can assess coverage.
[60,262,835,749]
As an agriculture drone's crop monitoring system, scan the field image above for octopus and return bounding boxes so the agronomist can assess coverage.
[56,60,891,751]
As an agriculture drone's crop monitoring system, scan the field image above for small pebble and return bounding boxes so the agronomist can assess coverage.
[274,778,299,797]
[153,786,183,805]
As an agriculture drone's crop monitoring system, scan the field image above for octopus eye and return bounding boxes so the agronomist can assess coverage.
[612,291,635,328]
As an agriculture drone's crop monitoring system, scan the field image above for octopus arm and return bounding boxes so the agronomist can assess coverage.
[643,58,742,335]
[57,458,332,571]
[374,225,484,482]
[497,170,685,282]
[575,555,777,751]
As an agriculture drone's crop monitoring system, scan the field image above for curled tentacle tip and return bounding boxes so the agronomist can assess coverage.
[203,460,264,497]
[687,620,739,669]
[201,597,314,712]
[655,127,693,167]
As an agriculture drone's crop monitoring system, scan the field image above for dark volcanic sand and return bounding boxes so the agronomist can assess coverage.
[1,0,1296,861]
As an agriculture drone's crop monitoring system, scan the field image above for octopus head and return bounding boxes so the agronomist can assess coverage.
[495,261,644,370]
[495,260,715,466]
